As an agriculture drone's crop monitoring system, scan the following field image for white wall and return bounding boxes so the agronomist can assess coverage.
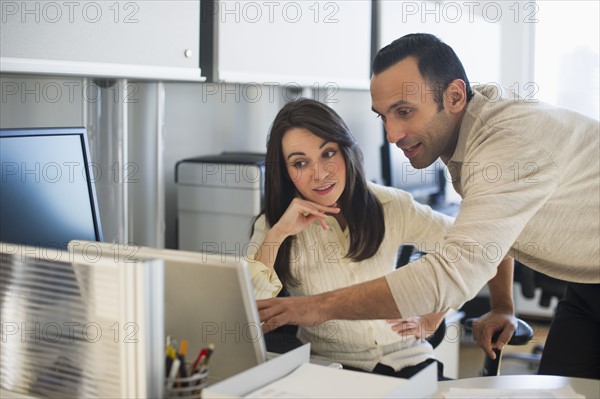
[0,74,85,128]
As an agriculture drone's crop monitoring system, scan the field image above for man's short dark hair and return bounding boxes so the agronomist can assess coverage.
[372,33,474,109]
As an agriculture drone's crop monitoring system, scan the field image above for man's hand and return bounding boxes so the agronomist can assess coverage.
[257,277,401,333]
[472,310,517,359]
[257,295,328,333]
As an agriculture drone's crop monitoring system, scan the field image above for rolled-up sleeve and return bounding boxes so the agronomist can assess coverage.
[246,215,283,299]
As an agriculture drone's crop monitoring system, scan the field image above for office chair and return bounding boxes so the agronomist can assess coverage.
[514,260,567,308]
[460,261,568,376]
[499,260,568,372]
[463,317,534,376]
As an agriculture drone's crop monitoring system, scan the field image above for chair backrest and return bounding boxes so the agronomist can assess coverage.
[425,320,447,349]
[514,260,567,307]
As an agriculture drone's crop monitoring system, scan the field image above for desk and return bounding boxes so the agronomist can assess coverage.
[434,375,600,398]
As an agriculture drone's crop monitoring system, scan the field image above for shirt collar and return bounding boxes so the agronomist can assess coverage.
[447,90,480,165]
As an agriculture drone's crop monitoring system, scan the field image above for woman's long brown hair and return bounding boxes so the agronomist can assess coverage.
[252,99,385,288]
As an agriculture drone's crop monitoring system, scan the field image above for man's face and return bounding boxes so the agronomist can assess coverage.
[370,56,460,168]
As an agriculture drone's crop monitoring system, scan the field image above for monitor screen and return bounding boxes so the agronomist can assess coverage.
[0,127,103,249]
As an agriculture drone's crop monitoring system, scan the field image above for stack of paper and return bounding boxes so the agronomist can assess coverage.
[246,362,419,398]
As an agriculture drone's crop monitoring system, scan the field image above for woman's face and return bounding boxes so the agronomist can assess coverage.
[281,127,346,207]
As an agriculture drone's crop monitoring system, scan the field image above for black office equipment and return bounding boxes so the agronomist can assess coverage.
[0,127,103,249]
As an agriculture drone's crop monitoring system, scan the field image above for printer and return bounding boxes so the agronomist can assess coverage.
[176,152,265,257]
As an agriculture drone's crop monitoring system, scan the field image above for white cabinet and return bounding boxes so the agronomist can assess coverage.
[1,1,203,81]
[205,0,372,89]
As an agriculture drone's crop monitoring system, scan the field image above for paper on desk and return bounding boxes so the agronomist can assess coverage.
[443,385,584,399]
[244,362,411,398]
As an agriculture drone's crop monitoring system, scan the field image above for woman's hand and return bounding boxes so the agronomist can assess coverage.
[271,198,340,239]
[254,198,340,269]
[387,311,447,340]
[255,198,339,269]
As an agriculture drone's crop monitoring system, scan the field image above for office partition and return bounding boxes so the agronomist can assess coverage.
[0,243,164,398]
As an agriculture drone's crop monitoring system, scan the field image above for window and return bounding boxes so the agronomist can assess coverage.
[534,1,599,120]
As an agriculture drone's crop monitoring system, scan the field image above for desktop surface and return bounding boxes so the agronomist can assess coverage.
[434,375,600,398]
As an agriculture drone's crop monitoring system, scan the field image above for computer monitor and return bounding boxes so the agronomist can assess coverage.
[68,240,268,384]
[0,127,103,250]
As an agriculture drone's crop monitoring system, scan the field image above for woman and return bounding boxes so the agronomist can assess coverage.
[247,99,454,379]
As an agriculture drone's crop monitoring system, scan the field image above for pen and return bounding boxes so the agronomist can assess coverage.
[204,343,215,365]
[192,347,208,372]
[178,340,189,386]
[165,345,177,377]
[166,357,181,389]
[165,356,172,378]
[179,340,188,357]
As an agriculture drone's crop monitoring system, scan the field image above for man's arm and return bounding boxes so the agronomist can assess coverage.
[472,256,517,359]
[488,255,515,315]
[258,276,401,332]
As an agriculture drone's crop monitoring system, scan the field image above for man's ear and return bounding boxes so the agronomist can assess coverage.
[444,79,467,112]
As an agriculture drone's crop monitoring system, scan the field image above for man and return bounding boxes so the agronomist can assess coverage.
[258,33,600,379]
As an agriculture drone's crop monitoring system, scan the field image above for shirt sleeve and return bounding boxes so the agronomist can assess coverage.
[389,189,455,251]
[246,215,284,300]
[386,130,559,316]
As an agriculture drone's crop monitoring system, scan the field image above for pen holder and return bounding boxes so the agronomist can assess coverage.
[165,368,209,399]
